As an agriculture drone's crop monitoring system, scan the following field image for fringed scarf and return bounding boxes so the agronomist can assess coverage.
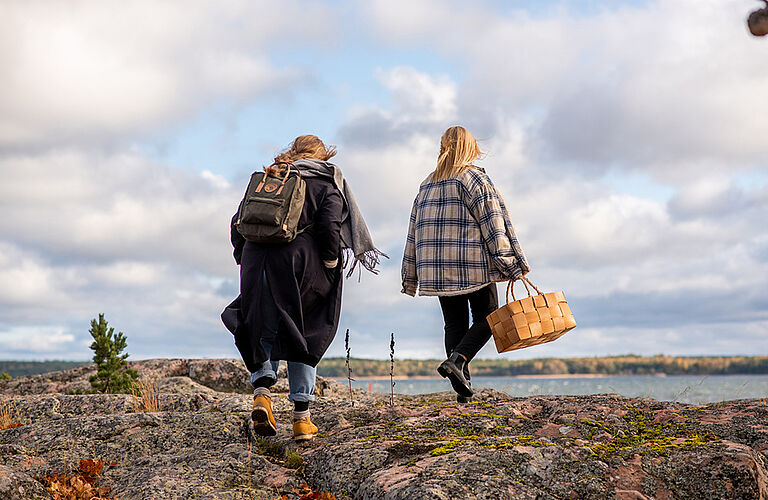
[289,159,387,277]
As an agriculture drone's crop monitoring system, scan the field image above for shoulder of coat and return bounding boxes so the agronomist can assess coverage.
[459,166,493,192]
[419,172,436,187]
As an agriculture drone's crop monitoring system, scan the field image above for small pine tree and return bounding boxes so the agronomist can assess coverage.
[88,314,138,393]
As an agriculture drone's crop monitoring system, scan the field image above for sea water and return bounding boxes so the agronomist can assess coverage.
[338,375,768,404]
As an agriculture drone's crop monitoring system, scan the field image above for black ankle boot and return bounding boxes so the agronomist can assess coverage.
[457,362,473,403]
[437,352,473,398]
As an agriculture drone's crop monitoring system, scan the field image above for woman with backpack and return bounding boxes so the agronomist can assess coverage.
[223,135,384,441]
[401,125,530,402]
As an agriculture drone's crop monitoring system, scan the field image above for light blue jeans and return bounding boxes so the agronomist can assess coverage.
[249,272,316,402]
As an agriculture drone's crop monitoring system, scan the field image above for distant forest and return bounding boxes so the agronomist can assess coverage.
[2,356,767,379]
[316,355,768,378]
[0,361,88,378]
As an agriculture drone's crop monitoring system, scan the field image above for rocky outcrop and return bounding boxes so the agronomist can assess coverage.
[0,464,50,500]
[0,358,344,399]
[0,359,255,396]
[1,359,767,499]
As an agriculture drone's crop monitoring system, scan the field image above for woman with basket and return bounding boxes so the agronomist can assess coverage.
[401,125,530,402]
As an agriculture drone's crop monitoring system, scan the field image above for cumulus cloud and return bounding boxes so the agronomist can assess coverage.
[0,149,240,274]
[0,326,77,355]
[0,148,245,359]
[0,244,61,308]
[360,0,768,176]
[667,176,757,220]
[0,0,335,149]
[338,67,457,148]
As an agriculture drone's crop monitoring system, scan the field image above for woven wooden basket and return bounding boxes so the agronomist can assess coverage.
[486,277,576,353]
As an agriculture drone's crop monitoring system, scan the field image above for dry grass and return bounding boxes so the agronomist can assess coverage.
[0,398,24,430]
[130,378,160,413]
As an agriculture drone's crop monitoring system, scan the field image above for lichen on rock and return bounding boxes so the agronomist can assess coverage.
[1,359,767,499]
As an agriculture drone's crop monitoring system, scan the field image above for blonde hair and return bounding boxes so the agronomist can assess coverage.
[431,126,482,181]
[273,135,336,165]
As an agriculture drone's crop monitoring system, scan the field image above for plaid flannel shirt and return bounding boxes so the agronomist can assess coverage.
[401,167,529,297]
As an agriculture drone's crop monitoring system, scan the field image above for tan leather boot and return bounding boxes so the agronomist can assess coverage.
[252,394,277,436]
[293,416,318,442]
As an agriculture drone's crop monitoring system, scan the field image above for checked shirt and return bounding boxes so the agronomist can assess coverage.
[401,167,529,297]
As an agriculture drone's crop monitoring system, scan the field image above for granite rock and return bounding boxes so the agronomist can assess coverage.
[1,359,766,499]
[0,464,51,499]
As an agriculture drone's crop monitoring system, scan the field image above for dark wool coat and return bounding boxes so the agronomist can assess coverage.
[222,176,344,370]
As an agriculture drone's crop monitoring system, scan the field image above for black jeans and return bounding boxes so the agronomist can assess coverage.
[438,283,498,362]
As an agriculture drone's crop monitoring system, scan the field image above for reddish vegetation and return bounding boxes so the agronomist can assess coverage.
[272,483,337,500]
[37,459,117,500]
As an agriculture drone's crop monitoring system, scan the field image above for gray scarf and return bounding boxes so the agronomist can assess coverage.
[292,159,387,277]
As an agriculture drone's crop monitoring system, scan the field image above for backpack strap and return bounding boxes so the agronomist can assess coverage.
[254,176,268,193]
[275,164,301,195]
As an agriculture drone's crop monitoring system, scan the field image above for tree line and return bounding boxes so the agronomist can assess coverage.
[316,355,768,378]
[0,361,89,378]
[3,355,767,379]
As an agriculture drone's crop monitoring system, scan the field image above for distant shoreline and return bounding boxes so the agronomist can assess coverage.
[319,355,768,378]
[3,355,768,379]
[336,373,677,381]
[337,372,768,381]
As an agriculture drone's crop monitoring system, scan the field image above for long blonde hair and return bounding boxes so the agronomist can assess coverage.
[273,135,336,165]
[431,126,482,181]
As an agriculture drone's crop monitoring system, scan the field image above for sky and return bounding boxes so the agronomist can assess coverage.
[1,0,766,362]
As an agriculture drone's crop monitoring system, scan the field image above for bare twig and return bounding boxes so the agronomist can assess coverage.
[389,332,396,406]
[345,329,354,404]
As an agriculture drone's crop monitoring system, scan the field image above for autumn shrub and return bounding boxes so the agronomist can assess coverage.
[37,459,117,500]
[272,483,337,500]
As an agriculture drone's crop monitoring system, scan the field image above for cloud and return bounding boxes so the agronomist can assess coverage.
[0,149,240,275]
[667,176,759,220]
[0,326,77,355]
[0,147,246,360]
[0,0,336,150]
[0,236,242,360]
[0,244,60,307]
[338,67,457,148]
[360,0,768,177]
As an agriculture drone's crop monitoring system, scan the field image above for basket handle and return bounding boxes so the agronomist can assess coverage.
[506,276,543,304]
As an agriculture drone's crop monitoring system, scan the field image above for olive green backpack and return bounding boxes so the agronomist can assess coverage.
[235,163,307,243]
